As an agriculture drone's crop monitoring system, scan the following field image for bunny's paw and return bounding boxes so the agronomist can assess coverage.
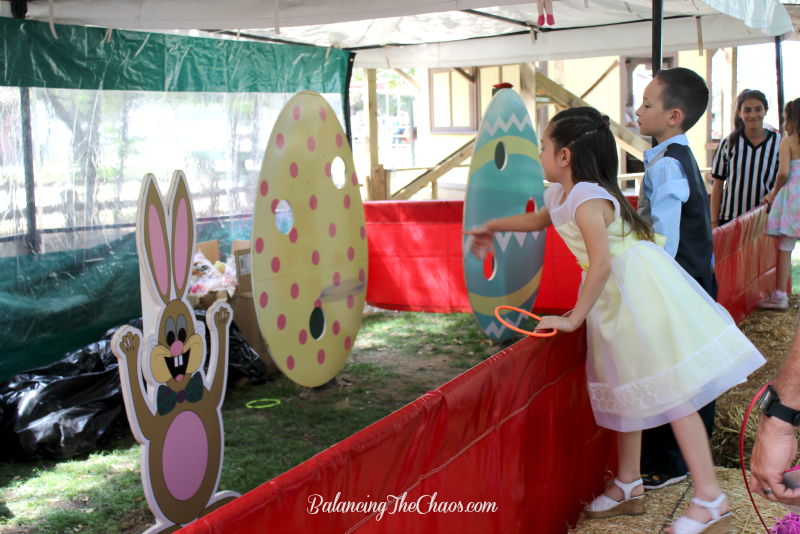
[214,306,231,330]
[119,330,141,361]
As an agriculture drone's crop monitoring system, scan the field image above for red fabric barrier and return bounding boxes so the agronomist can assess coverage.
[180,328,613,534]
[364,200,583,314]
[712,205,779,324]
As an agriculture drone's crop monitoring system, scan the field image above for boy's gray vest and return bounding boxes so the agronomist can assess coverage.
[638,143,714,278]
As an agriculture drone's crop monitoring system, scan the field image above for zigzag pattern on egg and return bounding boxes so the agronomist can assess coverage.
[478,113,533,143]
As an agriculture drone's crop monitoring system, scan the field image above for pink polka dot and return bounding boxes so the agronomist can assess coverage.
[333,272,340,286]
[271,257,280,273]
[333,321,340,335]
[345,336,352,350]
[276,133,284,149]
[336,133,343,148]
[347,295,354,309]
[329,223,337,237]
[299,330,308,345]
[314,299,322,308]
[260,180,268,197]
[317,349,326,364]
[351,172,358,186]
[347,247,355,261]
[325,162,332,177]
[344,195,351,209]
[287,355,295,370]
[259,292,268,308]
[277,314,286,330]
[312,250,320,265]
[255,238,264,254]
[271,199,279,214]
[293,105,300,120]
[309,195,318,210]
[360,226,366,240]
[319,107,327,121]
[289,228,298,243]
[291,283,299,299]
[307,137,316,152]
[359,269,365,282]
[290,162,298,178]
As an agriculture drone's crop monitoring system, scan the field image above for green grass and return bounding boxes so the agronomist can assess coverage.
[0,311,509,534]
[792,258,800,292]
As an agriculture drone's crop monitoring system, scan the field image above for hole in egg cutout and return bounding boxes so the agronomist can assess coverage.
[462,88,547,342]
[251,91,368,387]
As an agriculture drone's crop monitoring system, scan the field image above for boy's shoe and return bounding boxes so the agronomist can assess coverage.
[757,292,789,310]
[641,471,687,491]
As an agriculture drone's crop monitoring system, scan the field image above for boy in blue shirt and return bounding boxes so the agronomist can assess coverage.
[635,67,717,491]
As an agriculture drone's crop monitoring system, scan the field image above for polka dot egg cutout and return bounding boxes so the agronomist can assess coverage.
[463,88,546,342]
[252,91,368,387]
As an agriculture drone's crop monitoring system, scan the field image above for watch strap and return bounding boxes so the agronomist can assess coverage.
[763,385,800,426]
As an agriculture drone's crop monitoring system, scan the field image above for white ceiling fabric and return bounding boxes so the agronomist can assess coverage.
[16,0,794,68]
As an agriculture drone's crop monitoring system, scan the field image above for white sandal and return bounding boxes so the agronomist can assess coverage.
[585,478,645,519]
[669,493,731,534]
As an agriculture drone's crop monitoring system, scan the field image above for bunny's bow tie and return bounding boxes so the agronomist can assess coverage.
[156,373,204,415]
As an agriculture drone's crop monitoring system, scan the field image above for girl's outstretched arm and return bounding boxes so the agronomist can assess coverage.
[464,207,552,259]
[763,137,792,205]
[536,199,612,332]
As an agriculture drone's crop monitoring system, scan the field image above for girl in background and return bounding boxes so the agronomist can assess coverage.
[710,90,781,228]
[466,107,764,534]
[759,98,800,309]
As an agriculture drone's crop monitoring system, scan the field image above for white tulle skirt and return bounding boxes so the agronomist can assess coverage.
[584,241,765,432]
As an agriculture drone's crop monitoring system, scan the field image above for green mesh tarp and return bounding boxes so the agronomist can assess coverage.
[0,17,353,383]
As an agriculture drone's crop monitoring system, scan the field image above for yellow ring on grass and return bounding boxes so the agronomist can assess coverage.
[246,398,281,409]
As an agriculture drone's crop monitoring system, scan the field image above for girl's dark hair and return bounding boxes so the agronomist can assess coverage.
[729,89,769,153]
[548,107,654,242]
[785,98,800,135]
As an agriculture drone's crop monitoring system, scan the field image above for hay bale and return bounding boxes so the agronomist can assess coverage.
[569,468,789,533]
[712,296,800,469]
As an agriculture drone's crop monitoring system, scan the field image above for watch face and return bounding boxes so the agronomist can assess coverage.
[760,390,773,412]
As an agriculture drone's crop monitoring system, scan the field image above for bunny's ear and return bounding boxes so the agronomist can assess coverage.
[168,171,195,299]
[140,174,172,305]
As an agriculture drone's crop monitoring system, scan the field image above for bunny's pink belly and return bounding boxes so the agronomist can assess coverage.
[162,411,208,501]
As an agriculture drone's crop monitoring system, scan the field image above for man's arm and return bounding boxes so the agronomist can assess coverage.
[647,158,690,258]
[751,329,800,504]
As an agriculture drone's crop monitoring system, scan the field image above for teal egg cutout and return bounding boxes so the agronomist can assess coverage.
[463,89,546,341]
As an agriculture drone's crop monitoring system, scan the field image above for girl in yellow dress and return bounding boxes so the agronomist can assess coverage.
[466,107,764,534]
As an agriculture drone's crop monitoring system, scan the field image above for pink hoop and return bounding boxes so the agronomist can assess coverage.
[494,306,557,338]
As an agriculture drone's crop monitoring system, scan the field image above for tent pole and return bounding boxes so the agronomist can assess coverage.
[12,0,38,254]
[652,0,663,147]
[775,36,785,132]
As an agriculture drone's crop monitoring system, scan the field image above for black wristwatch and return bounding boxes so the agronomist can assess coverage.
[759,385,800,426]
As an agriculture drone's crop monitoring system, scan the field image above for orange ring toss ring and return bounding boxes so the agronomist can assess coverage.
[494,306,557,337]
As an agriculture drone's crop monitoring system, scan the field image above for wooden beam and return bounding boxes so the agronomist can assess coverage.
[452,67,475,84]
[519,62,537,117]
[535,71,650,161]
[392,138,475,200]
[393,68,420,91]
[579,59,619,100]
[366,68,379,200]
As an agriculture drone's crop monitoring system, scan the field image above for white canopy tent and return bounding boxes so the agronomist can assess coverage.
[13,0,795,68]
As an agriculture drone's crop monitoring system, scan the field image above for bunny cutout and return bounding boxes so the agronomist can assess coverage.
[112,171,238,534]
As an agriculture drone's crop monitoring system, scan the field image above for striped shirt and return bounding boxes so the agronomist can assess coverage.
[711,130,781,221]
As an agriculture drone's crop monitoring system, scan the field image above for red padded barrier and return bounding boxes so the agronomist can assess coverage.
[180,328,613,534]
[712,205,780,324]
[363,199,782,321]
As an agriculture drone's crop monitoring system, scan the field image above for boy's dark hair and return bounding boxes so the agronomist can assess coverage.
[549,107,654,242]
[653,67,709,132]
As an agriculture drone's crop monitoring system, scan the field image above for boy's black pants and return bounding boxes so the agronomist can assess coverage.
[640,273,718,477]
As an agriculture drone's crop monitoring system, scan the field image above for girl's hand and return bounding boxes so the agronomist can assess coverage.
[762,190,776,206]
[463,226,494,260]
[535,314,581,333]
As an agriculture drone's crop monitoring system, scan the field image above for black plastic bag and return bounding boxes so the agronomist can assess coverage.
[0,318,141,462]
[0,312,271,462]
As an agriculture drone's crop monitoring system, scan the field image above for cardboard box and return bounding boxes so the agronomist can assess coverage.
[194,240,279,376]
